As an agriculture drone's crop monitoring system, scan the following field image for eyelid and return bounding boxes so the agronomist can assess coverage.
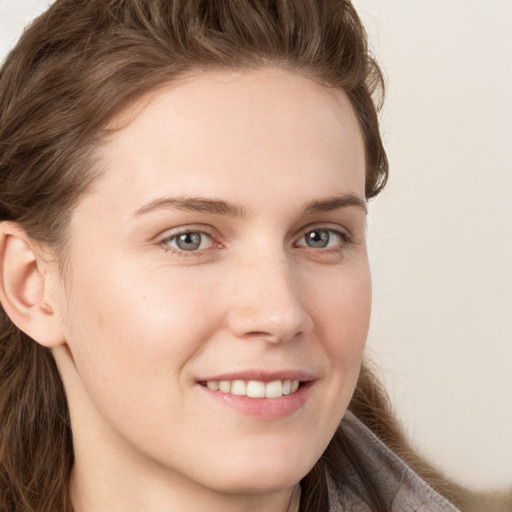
[294,223,351,243]
[292,224,354,259]
[157,223,217,240]
[157,224,221,255]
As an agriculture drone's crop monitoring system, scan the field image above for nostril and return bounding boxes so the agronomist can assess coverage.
[241,329,304,344]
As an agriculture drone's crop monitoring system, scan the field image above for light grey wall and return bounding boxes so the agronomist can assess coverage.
[0,0,49,54]
[1,0,511,490]
[359,0,512,489]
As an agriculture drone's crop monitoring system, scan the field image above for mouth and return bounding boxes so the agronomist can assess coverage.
[197,374,313,419]
[198,379,301,398]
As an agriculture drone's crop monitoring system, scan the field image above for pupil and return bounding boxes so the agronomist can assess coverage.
[307,230,329,248]
[177,232,201,251]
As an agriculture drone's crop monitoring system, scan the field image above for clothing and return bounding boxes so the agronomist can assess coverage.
[327,411,460,511]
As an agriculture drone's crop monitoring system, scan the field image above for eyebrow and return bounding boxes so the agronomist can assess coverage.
[302,194,367,215]
[133,196,245,217]
[133,192,366,218]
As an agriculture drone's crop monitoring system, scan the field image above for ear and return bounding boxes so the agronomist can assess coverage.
[0,222,65,347]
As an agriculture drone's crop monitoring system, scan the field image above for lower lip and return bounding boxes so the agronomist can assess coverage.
[197,382,313,419]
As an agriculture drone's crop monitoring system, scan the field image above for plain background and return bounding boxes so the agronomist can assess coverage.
[1,0,511,491]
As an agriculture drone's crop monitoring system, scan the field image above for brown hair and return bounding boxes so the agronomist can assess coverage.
[0,1,494,511]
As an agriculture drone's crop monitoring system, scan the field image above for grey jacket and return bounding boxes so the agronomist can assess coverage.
[328,412,460,511]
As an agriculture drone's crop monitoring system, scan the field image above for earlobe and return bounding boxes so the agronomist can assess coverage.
[0,222,65,347]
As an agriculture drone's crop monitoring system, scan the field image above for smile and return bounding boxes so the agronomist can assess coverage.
[200,379,301,398]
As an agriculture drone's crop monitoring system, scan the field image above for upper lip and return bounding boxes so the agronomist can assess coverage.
[197,369,316,383]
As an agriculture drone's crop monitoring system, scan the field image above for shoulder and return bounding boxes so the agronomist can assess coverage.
[327,411,461,512]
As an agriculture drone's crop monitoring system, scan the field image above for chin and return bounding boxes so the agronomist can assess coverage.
[193,440,322,494]
[208,464,309,495]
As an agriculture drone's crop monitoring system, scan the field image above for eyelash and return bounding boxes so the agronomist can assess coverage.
[294,227,352,252]
[159,226,352,257]
[160,227,218,257]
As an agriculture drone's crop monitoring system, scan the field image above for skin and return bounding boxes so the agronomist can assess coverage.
[3,68,371,512]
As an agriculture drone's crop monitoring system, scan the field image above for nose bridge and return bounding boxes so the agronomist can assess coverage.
[226,243,312,342]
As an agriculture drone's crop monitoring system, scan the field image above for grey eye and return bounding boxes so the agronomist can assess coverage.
[304,230,331,248]
[176,232,201,251]
[297,229,345,250]
[167,232,213,251]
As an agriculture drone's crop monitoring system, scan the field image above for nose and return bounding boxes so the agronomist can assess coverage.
[225,251,314,343]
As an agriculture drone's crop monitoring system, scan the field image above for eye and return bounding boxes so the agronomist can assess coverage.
[164,231,214,252]
[296,228,347,250]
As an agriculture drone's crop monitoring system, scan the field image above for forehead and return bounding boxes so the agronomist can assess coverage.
[88,67,365,213]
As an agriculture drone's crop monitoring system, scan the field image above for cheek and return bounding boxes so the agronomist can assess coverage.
[58,266,221,461]
[314,264,372,362]
[310,262,371,425]
[59,256,217,405]
[297,264,371,456]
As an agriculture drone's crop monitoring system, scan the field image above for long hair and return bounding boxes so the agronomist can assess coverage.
[0,1,497,511]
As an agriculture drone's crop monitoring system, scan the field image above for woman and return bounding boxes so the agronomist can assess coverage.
[0,1,507,511]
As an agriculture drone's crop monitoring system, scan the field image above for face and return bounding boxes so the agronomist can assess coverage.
[53,68,370,496]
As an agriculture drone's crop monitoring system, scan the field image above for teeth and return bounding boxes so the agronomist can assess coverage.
[265,380,283,398]
[219,380,231,393]
[204,379,301,398]
[247,380,266,398]
[231,380,247,396]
